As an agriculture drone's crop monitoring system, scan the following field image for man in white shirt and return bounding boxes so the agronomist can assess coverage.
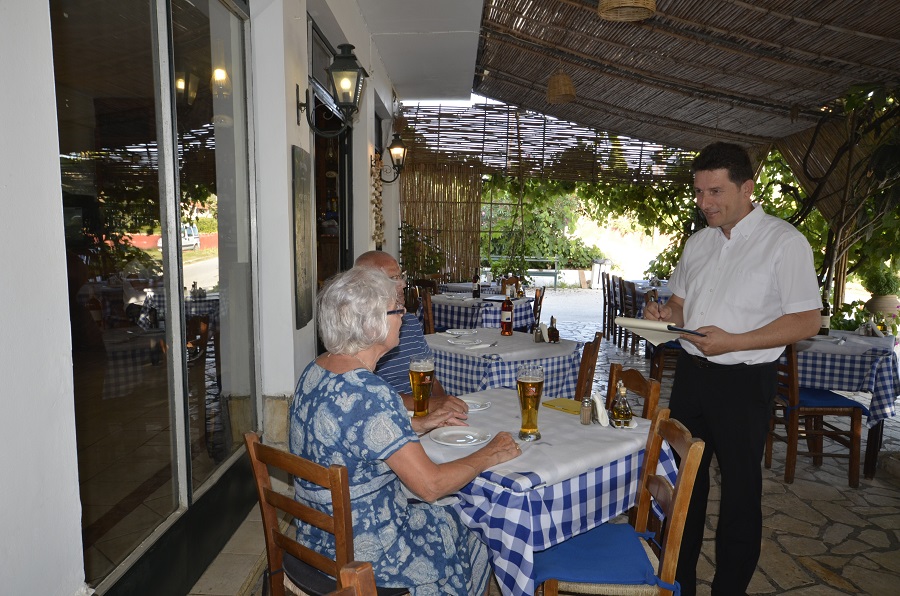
[644,142,821,595]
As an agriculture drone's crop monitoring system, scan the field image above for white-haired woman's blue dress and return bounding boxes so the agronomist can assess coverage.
[289,361,491,596]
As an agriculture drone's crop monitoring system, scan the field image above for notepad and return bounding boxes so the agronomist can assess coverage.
[542,398,581,415]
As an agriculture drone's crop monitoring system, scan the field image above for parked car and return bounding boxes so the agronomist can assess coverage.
[157,224,200,250]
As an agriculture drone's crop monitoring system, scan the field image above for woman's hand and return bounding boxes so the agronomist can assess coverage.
[478,431,520,466]
[410,405,468,434]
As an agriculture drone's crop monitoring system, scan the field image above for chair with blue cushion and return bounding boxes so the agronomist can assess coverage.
[533,408,705,596]
[765,343,867,488]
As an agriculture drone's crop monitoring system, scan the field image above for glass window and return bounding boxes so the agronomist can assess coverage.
[52,0,255,586]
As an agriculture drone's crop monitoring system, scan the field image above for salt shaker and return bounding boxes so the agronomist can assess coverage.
[580,395,593,425]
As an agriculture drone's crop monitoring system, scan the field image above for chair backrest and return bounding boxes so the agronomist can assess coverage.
[631,410,705,588]
[426,273,444,293]
[501,275,521,296]
[420,291,435,335]
[532,287,545,329]
[605,363,661,419]
[776,342,799,408]
[611,275,623,314]
[412,278,438,296]
[244,433,354,596]
[573,332,603,399]
[327,562,379,596]
[620,280,639,318]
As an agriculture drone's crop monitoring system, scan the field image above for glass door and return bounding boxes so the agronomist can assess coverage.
[52,0,256,588]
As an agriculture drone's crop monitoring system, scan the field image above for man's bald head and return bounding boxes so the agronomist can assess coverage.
[354,250,398,271]
[355,250,404,298]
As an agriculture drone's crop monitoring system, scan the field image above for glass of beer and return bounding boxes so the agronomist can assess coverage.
[409,354,435,417]
[516,364,544,441]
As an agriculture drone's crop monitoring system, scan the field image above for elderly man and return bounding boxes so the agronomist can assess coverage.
[355,250,469,431]
[644,142,820,595]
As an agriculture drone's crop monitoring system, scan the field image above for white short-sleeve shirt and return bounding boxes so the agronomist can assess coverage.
[668,204,821,365]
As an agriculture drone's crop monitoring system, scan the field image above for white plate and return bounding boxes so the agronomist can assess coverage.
[447,329,477,335]
[463,398,491,411]
[430,427,492,447]
[447,338,482,346]
[611,419,639,429]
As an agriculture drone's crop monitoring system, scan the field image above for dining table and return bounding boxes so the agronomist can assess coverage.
[631,279,673,318]
[420,293,535,331]
[791,330,900,478]
[137,288,221,332]
[420,387,677,596]
[425,328,581,398]
[441,282,502,295]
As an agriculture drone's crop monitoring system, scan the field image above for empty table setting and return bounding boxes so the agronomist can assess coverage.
[420,387,677,596]
[421,293,535,331]
[791,329,900,477]
[425,328,580,398]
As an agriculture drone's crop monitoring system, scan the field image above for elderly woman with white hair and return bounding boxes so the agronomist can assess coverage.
[289,267,520,596]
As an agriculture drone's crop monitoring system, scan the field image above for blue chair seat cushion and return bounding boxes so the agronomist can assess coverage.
[797,387,870,416]
[532,522,671,590]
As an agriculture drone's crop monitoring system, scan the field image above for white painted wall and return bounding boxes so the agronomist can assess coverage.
[250,0,317,421]
[250,0,402,444]
[0,3,90,594]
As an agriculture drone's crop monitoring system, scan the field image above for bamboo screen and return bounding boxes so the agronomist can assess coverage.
[400,161,483,282]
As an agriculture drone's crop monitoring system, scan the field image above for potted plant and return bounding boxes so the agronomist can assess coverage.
[860,265,900,318]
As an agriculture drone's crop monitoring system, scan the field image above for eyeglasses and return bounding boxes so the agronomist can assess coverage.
[387,305,406,316]
[389,271,407,282]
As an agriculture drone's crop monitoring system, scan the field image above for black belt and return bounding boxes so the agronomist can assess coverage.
[684,353,773,370]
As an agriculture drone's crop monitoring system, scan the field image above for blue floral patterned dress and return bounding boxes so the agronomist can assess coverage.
[289,361,491,596]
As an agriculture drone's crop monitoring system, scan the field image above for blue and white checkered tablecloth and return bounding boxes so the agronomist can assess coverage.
[422,387,677,596]
[419,297,534,331]
[457,448,677,596]
[429,346,581,398]
[791,348,899,427]
[138,289,221,332]
[480,299,535,330]
[441,283,502,295]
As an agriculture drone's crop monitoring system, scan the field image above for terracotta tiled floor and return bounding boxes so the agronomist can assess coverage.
[195,288,900,595]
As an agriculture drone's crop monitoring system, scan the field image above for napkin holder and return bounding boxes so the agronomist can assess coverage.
[590,392,609,426]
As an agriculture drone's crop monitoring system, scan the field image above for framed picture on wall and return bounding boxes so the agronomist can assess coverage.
[292,145,313,329]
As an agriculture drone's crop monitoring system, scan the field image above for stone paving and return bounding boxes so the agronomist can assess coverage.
[543,288,900,595]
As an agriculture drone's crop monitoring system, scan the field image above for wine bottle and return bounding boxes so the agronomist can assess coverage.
[500,286,514,336]
[547,316,559,343]
[472,272,481,299]
[818,297,831,336]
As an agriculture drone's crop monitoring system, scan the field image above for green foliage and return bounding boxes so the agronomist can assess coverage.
[830,300,869,331]
[860,265,900,295]
[400,223,444,277]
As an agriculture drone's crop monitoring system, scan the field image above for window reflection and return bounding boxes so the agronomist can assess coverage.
[53,0,255,586]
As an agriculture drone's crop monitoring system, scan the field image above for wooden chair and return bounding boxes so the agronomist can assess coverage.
[601,272,616,341]
[605,363,661,420]
[411,278,438,297]
[618,280,641,354]
[420,291,435,335]
[611,275,624,346]
[531,286,545,332]
[573,332,603,400]
[649,341,683,385]
[326,562,378,596]
[243,433,407,596]
[764,343,867,488]
[533,409,705,596]
[501,275,521,296]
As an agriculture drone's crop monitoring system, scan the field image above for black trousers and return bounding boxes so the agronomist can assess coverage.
[669,352,776,596]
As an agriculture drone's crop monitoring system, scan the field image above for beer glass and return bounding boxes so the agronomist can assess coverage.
[409,355,435,417]
[516,364,544,441]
